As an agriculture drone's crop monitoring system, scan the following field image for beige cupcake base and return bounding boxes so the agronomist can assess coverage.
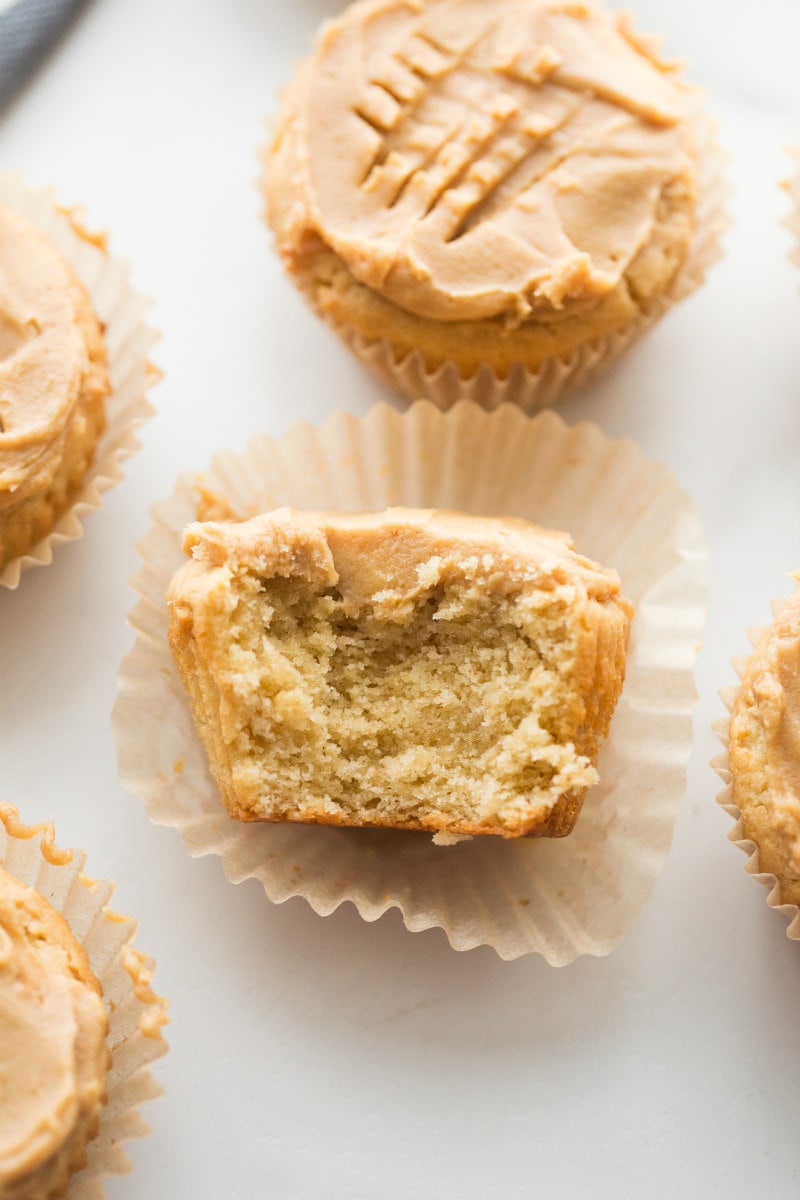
[0,173,158,590]
[318,113,728,412]
[712,594,800,940]
[0,805,168,1198]
[114,400,708,965]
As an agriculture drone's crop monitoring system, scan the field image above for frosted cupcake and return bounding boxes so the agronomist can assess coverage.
[263,0,722,409]
[720,587,800,930]
[0,805,168,1198]
[0,174,158,588]
[115,401,708,964]
[166,507,633,839]
[0,863,109,1199]
[0,204,109,570]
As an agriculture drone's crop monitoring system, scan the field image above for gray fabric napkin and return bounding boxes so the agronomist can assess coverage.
[0,0,89,111]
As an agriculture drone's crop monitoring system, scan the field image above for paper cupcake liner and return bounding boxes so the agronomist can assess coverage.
[0,172,158,589]
[782,152,800,275]
[711,591,800,939]
[114,400,708,965]
[316,109,728,412]
[0,804,168,1198]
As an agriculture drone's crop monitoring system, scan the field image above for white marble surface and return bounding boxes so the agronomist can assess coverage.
[1,2,800,1197]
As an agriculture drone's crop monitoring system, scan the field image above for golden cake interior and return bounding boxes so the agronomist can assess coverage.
[168,509,632,838]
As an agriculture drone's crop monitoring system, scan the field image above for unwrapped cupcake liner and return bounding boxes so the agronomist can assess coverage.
[0,172,158,589]
[0,804,168,1198]
[313,108,728,412]
[712,591,800,939]
[114,400,708,965]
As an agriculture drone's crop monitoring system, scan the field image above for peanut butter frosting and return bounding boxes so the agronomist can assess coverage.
[181,506,627,621]
[268,0,697,325]
[0,865,109,1200]
[0,202,108,555]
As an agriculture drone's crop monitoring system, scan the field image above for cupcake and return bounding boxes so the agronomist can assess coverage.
[718,586,800,930]
[263,0,722,410]
[114,401,708,964]
[0,174,158,589]
[0,203,109,570]
[0,804,168,1197]
[0,864,109,1199]
[166,507,633,839]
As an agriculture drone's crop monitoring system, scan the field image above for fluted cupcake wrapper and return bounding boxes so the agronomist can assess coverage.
[316,109,728,412]
[0,805,168,1198]
[711,592,800,939]
[0,172,158,589]
[783,153,800,276]
[114,400,708,964]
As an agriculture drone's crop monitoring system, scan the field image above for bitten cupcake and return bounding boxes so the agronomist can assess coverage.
[725,588,800,918]
[0,174,158,589]
[0,805,168,1198]
[0,204,110,570]
[115,401,708,964]
[263,0,722,409]
[166,507,633,839]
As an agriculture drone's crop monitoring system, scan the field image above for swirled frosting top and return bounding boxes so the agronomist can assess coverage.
[276,0,697,321]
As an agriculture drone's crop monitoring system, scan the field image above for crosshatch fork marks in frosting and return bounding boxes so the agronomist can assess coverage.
[279,0,697,324]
